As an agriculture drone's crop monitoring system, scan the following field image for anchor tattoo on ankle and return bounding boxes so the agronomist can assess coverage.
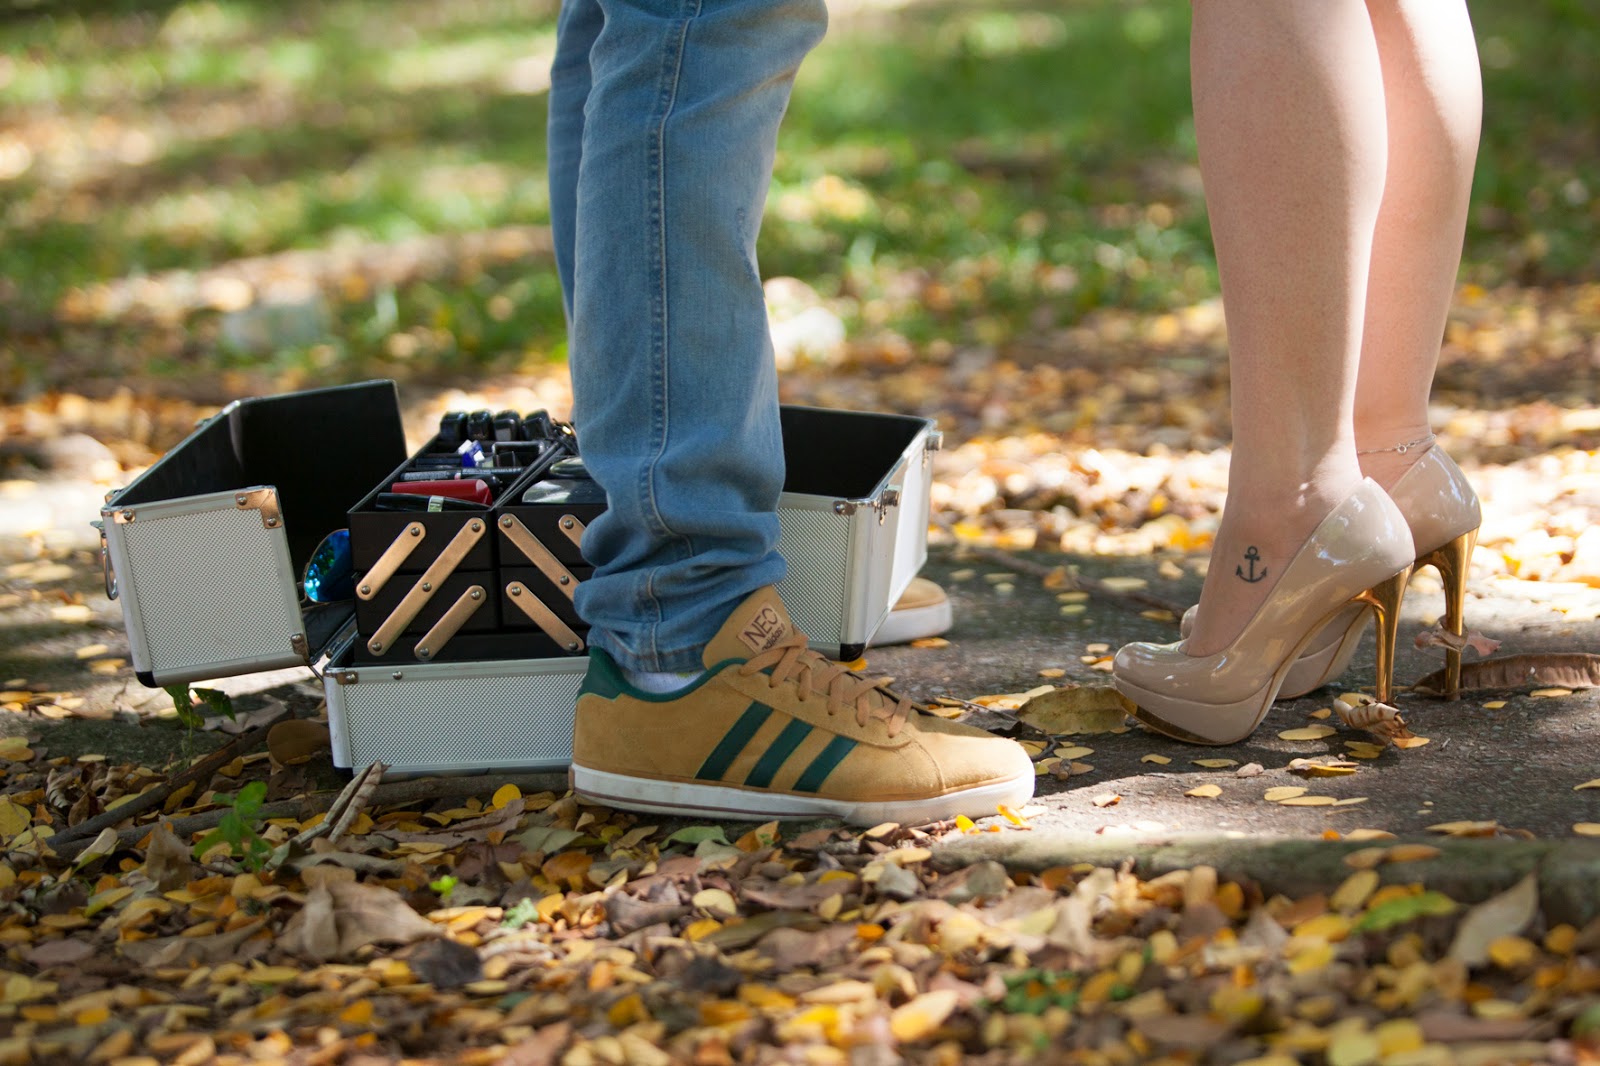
[1236,546,1268,583]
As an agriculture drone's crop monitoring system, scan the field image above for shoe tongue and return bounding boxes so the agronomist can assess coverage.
[703,586,798,669]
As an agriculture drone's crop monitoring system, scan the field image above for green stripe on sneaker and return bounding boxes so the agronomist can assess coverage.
[696,701,772,782]
[744,719,813,789]
[792,735,856,793]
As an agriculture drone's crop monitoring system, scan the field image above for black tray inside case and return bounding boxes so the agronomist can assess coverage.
[779,406,925,499]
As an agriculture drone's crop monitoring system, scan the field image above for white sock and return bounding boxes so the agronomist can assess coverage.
[621,667,701,694]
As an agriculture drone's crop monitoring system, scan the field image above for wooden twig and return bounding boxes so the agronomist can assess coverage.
[50,770,570,860]
[937,522,1188,621]
[48,706,294,849]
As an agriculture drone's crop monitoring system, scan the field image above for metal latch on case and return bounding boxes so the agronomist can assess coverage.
[832,485,901,524]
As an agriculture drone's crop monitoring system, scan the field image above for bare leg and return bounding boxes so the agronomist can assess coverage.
[1355,0,1482,489]
[1186,1,1389,656]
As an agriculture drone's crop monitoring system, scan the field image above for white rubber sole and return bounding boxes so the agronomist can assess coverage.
[571,765,1034,827]
[870,598,954,648]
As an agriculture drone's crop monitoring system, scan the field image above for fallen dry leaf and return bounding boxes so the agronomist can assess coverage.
[1414,625,1502,657]
[1448,873,1540,967]
[1184,784,1222,799]
[1016,685,1132,735]
[1278,725,1337,742]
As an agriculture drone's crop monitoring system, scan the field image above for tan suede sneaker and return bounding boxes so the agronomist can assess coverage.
[571,587,1034,826]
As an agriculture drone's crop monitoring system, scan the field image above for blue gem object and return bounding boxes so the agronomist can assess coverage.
[303,529,355,602]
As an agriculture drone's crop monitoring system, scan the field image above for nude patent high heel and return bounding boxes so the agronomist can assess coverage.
[1389,447,1481,701]
[1176,444,1480,701]
[1114,480,1415,746]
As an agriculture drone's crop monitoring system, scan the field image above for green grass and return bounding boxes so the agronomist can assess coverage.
[1,0,1595,396]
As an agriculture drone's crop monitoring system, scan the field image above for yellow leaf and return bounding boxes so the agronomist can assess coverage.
[339,1000,374,1025]
[1294,913,1351,942]
[1057,746,1095,760]
[739,984,796,1011]
[1037,668,1066,679]
[683,918,722,941]
[1185,784,1222,799]
[74,1005,111,1026]
[1308,708,1333,720]
[889,989,960,1042]
[954,815,975,833]
[1141,754,1171,765]
[1393,735,1431,749]
[1192,759,1237,768]
[1428,820,1498,836]
[84,886,133,917]
[491,784,522,810]
[1264,787,1308,802]
[1280,796,1338,807]
[1487,935,1539,969]
[1278,726,1337,742]
[1483,701,1507,710]
[1287,941,1335,975]
[1373,1019,1425,1056]
[1092,794,1120,808]
[1530,688,1572,698]
[1330,869,1380,913]
[1575,779,1600,791]
[1383,844,1442,864]
[692,888,738,918]
[247,966,301,985]
[1574,823,1600,837]
[608,992,649,1027]
[1325,1031,1380,1066]
[0,800,30,839]
[998,804,1027,826]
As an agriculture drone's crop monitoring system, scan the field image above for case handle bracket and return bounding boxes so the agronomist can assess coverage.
[367,518,485,656]
[358,522,426,601]
[499,514,581,601]
[505,582,585,654]
[415,585,487,661]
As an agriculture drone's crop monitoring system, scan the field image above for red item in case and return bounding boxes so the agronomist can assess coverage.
[388,478,494,504]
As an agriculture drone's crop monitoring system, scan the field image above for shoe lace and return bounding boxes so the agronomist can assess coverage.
[739,630,912,738]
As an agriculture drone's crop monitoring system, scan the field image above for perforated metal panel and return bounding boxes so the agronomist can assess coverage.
[775,505,851,646]
[119,507,300,677]
[337,669,579,771]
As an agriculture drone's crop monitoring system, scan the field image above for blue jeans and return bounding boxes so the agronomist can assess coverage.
[548,0,827,672]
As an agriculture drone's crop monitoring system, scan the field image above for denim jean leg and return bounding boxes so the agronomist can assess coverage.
[548,0,603,320]
[567,0,828,672]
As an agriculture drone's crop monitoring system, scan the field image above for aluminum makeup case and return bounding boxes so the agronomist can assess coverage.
[99,382,940,774]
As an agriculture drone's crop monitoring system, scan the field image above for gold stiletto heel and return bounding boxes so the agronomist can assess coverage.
[1351,565,1412,706]
[1417,526,1479,701]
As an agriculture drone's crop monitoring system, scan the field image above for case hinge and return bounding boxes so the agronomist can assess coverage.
[290,633,309,661]
[234,488,283,529]
[333,670,360,685]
